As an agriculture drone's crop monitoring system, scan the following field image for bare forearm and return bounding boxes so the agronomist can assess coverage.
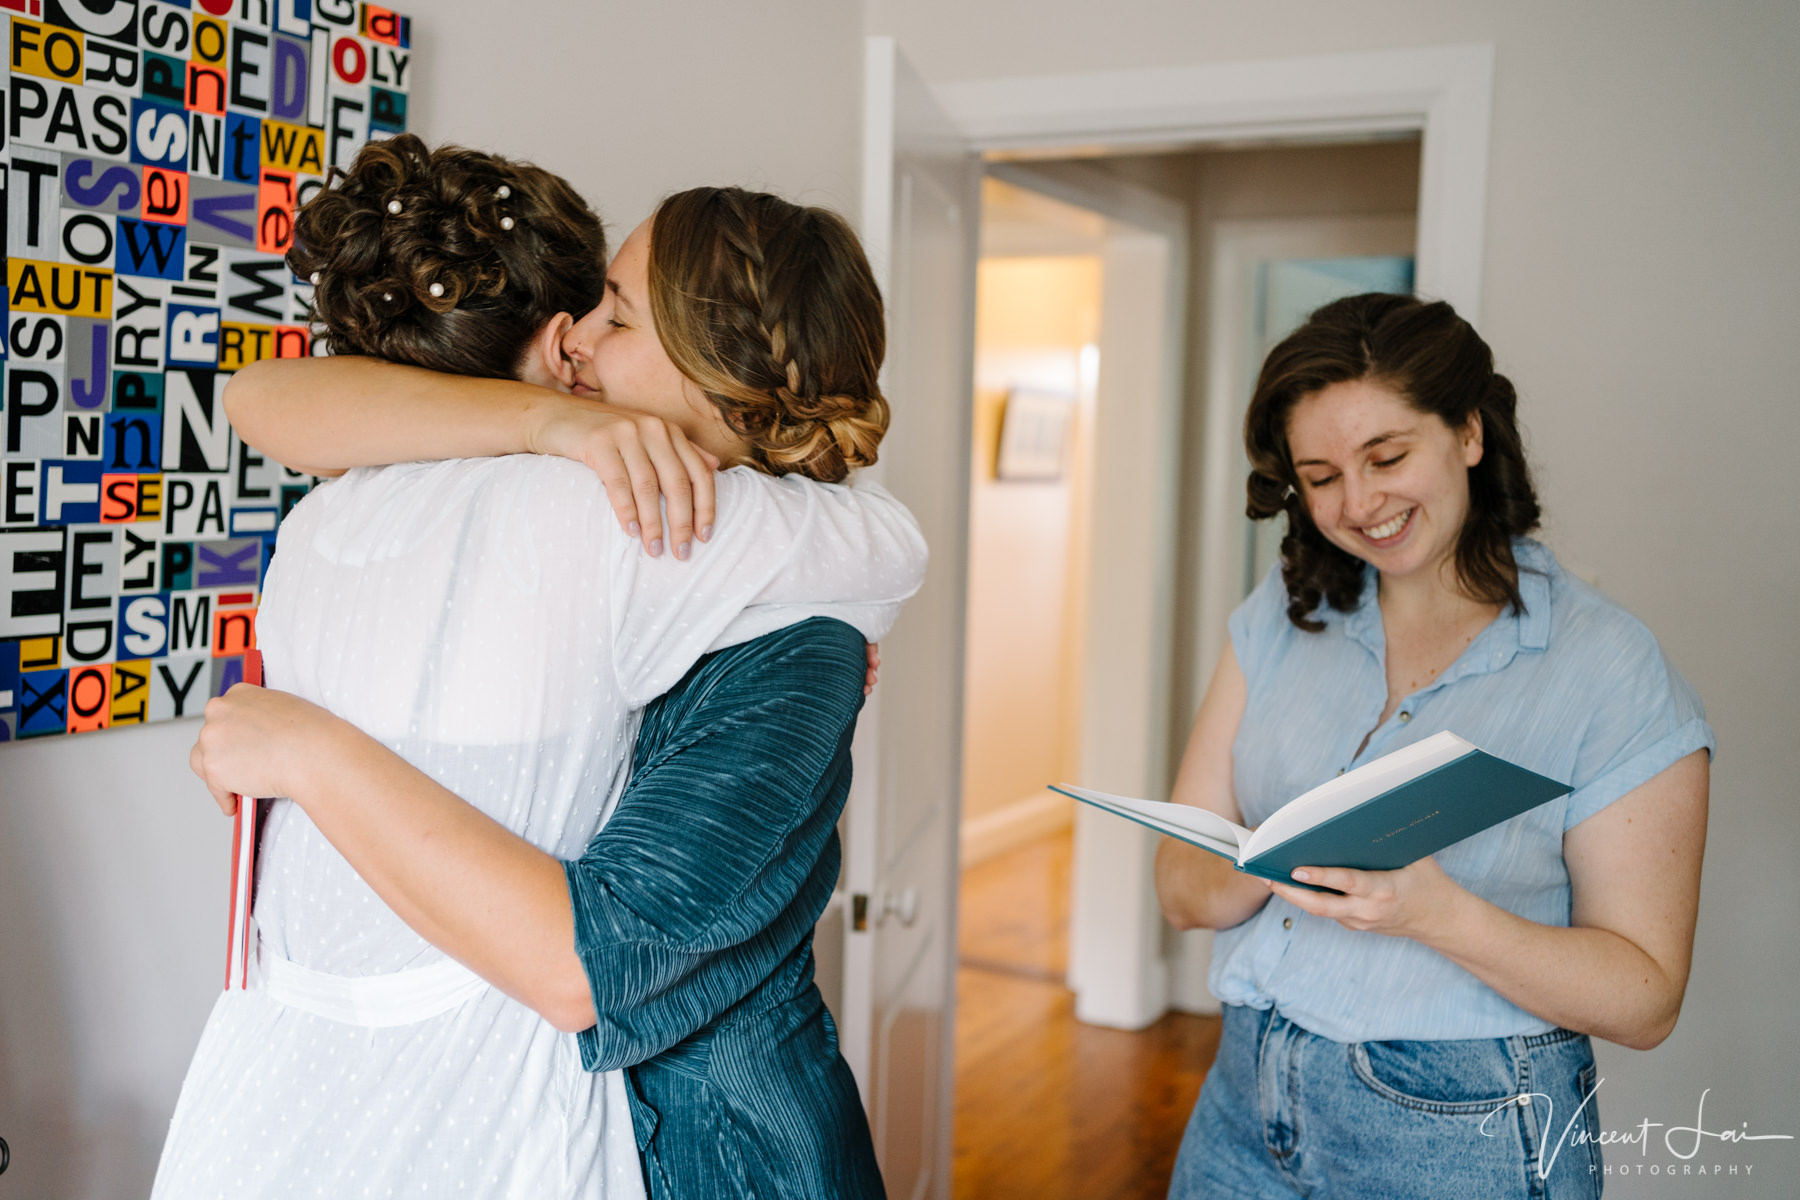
[1422,891,1686,1050]
[290,717,596,1031]
[225,357,556,470]
[1156,839,1272,930]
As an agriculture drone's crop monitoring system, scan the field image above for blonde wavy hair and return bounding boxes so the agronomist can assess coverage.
[647,187,889,483]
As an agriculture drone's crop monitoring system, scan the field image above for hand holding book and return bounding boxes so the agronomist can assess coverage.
[1262,852,1466,938]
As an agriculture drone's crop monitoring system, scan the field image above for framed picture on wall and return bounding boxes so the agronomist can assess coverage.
[995,388,1074,482]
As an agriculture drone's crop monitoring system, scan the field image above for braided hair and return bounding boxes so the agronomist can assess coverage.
[289,133,607,379]
[646,187,888,483]
[1243,293,1542,631]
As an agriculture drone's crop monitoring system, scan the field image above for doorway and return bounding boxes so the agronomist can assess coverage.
[849,39,1490,1198]
[951,137,1420,1198]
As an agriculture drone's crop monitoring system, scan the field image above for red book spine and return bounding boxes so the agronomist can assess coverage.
[224,650,265,991]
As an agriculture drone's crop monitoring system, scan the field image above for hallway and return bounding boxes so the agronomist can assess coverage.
[953,833,1220,1199]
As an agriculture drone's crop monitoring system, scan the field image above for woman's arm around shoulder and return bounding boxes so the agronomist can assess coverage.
[225,356,717,555]
[1155,644,1276,931]
[226,357,561,471]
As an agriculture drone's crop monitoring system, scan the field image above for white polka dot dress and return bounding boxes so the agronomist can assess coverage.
[151,457,926,1199]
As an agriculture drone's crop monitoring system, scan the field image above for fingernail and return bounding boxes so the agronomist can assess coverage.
[699,524,713,541]
[1292,869,1310,882]
[628,521,641,537]
[649,538,663,556]
[676,541,690,561]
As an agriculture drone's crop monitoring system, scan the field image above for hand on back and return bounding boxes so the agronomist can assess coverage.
[530,397,721,560]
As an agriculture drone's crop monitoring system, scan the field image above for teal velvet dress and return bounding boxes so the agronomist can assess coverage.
[563,617,886,1199]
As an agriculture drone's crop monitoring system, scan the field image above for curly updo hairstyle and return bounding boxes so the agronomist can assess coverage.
[1244,293,1542,631]
[646,186,888,484]
[289,133,607,379]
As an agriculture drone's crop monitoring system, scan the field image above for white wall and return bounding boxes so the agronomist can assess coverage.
[0,722,225,1198]
[0,4,867,1197]
[871,2,1800,1194]
[407,0,864,234]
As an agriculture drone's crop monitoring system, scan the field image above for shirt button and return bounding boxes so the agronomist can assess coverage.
[1282,917,1293,930]
[1398,711,1412,723]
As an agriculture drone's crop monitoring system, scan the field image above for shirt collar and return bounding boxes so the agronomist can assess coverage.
[1338,537,1555,684]
[1511,537,1554,651]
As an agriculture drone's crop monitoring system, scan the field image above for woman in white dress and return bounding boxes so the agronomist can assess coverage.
[154,137,922,1198]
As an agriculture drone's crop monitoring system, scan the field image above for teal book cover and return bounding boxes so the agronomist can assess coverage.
[1233,750,1571,881]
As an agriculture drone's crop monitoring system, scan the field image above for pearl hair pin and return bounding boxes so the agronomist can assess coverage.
[497,185,511,199]
[387,199,402,215]
[428,282,445,297]
[310,272,321,285]
[382,292,393,301]
[501,216,515,230]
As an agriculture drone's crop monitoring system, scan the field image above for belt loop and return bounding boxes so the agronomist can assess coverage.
[1258,1004,1281,1048]
[1507,1033,1531,1097]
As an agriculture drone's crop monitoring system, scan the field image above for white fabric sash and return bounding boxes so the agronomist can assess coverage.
[257,933,489,1028]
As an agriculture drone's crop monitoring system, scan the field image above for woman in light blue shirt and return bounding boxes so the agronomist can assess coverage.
[1157,293,1712,1199]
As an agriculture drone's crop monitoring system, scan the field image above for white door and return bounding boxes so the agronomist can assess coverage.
[839,35,978,1200]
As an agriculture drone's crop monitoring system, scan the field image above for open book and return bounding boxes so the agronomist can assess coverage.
[1052,731,1571,886]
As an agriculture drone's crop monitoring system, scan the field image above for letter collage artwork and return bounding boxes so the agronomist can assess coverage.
[0,0,413,740]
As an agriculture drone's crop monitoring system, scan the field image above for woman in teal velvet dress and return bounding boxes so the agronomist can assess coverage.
[188,171,908,1197]
[584,617,884,1196]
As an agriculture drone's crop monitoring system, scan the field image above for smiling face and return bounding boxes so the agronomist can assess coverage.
[559,219,748,461]
[1287,377,1485,586]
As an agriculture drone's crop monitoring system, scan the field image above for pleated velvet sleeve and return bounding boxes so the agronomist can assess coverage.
[564,617,866,1072]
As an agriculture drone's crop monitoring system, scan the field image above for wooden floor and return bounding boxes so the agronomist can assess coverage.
[952,831,1220,1200]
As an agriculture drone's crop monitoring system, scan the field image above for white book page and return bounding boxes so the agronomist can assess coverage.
[1053,785,1251,862]
[1241,730,1475,861]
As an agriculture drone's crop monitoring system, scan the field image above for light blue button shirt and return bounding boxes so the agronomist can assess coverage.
[1211,538,1715,1042]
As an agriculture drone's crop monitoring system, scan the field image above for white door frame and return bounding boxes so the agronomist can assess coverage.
[915,46,1494,1025]
[933,44,1493,322]
[851,37,982,1200]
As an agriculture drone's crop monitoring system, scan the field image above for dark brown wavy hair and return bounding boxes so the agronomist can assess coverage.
[289,133,607,379]
[647,186,888,483]
[1244,293,1541,631]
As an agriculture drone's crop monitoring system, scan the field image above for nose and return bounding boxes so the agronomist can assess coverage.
[1341,469,1384,523]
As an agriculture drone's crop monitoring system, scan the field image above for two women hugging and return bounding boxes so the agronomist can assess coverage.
[155,134,918,1200]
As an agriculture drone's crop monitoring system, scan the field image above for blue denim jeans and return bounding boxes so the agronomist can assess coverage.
[1170,1005,1605,1199]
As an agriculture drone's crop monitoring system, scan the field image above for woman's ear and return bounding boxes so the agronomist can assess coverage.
[1462,411,1485,467]
[527,313,577,392]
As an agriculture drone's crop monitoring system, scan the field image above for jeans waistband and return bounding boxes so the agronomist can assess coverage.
[1233,1003,1585,1052]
